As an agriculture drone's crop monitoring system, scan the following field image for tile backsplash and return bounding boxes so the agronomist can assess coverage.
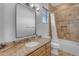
[55,4,79,42]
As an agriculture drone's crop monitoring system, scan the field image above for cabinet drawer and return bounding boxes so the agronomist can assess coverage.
[30,46,45,56]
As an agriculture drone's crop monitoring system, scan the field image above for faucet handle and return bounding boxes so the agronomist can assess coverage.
[0,44,6,49]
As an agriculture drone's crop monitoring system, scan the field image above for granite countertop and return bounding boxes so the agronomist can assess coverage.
[0,36,51,56]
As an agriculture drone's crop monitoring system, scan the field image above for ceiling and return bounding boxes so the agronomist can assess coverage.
[51,3,79,7]
[51,3,63,7]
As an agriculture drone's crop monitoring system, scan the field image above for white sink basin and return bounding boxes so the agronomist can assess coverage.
[25,42,39,48]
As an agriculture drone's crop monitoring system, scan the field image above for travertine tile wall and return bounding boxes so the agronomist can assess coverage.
[55,4,79,42]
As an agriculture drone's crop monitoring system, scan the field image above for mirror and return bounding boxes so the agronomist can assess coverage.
[16,3,36,38]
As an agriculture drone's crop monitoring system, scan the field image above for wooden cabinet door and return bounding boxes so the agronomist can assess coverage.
[45,42,51,56]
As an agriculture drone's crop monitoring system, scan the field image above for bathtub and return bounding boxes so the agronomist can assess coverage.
[51,42,59,56]
[59,39,79,56]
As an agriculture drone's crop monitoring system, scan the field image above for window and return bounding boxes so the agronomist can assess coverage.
[42,8,48,24]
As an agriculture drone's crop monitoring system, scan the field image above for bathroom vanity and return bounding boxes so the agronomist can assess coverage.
[0,36,51,56]
[0,3,51,56]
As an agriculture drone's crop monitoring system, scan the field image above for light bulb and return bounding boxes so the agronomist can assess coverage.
[29,3,34,7]
[36,7,40,11]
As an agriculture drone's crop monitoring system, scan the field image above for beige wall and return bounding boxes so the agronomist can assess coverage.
[55,4,79,42]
